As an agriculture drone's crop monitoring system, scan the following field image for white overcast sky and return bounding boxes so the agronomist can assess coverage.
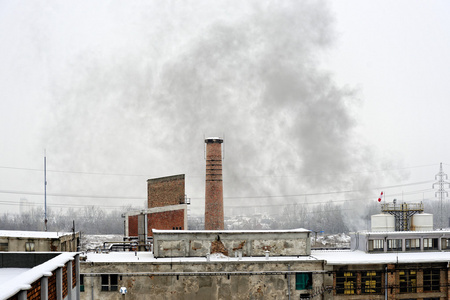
[0,0,449,222]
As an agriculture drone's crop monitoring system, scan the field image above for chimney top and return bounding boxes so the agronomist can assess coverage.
[205,137,223,144]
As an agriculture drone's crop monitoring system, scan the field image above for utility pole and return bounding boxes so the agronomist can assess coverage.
[44,151,48,231]
[433,163,450,230]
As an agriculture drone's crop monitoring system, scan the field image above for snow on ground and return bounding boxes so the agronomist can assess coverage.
[312,233,350,248]
[80,234,124,251]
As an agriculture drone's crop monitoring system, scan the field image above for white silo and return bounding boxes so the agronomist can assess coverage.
[411,213,433,231]
[371,214,395,232]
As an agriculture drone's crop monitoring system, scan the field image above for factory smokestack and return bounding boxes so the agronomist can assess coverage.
[204,137,224,230]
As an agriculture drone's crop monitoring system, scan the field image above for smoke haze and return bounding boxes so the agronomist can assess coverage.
[1,1,401,228]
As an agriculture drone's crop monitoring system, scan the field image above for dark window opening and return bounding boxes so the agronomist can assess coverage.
[295,273,312,290]
[101,274,118,292]
[423,269,440,292]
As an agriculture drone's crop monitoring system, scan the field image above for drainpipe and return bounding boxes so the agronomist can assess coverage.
[287,264,291,300]
[385,265,388,300]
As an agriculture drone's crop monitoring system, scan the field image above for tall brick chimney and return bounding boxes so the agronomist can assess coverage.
[204,137,224,230]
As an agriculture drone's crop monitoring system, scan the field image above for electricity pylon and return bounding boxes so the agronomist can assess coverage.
[433,163,450,229]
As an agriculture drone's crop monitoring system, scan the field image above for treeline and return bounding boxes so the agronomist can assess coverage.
[2,199,446,235]
[0,206,131,234]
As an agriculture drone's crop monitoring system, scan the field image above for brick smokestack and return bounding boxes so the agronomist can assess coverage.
[204,137,224,230]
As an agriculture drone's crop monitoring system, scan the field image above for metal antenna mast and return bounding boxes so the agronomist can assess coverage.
[44,150,48,231]
[432,162,450,230]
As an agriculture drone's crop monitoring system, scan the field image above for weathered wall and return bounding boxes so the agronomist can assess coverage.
[0,233,79,252]
[81,260,323,300]
[153,230,311,257]
[147,174,185,208]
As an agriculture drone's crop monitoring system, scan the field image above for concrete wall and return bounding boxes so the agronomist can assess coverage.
[81,260,324,300]
[153,230,311,257]
[0,233,79,252]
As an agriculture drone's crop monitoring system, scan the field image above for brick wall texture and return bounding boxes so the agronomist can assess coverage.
[147,174,185,208]
[26,279,41,299]
[205,139,224,230]
[72,260,76,288]
[129,209,185,237]
[63,265,68,298]
[48,272,57,300]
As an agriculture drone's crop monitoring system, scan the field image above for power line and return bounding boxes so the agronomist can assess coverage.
[191,180,434,200]
[0,189,143,200]
[0,163,440,178]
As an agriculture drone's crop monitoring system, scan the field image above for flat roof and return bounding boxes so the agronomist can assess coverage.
[0,252,77,299]
[84,249,450,265]
[153,228,311,234]
[311,250,450,265]
[353,230,450,237]
[0,268,30,283]
[0,230,76,239]
[84,252,318,263]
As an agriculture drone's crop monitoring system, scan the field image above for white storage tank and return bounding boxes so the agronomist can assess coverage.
[371,214,395,232]
[411,213,433,231]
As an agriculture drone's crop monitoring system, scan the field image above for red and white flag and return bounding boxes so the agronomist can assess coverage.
[377,191,383,202]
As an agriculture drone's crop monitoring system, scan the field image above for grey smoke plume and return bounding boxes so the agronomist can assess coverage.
[33,1,393,224]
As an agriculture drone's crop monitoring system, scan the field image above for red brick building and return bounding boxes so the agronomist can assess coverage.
[126,174,188,237]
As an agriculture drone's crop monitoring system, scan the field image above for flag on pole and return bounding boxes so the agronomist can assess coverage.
[378,191,383,202]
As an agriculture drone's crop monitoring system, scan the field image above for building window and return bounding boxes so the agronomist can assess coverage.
[295,273,312,290]
[387,239,402,251]
[25,242,35,252]
[336,272,356,294]
[101,274,118,291]
[423,238,438,250]
[423,269,440,292]
[0,242,8,251]
[80,275,85,292]
[368,240,384,252]
[362,271,382,294]
[399,270,416,293]
[405,239,420,251]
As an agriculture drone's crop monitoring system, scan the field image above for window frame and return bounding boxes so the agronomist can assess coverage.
[423,269,440,292]
[361,271,382,294]
[101,274,118,292]
[399,270,417,293]
[295,273,312,290]
[336,271,356,295]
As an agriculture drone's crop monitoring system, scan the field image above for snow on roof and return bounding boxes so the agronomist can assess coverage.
[353,230,450,236]
[84,252,317,263]
[311,250,450,265]
[0,230,75,239]
[0,268,30,283]
[85,249,450,265]
[152,228,311,234]
[0,252,77,299]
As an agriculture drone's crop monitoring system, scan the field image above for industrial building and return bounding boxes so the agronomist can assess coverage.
[77,139,450,299]
[0,252,81,300]
[124,174,188,238]
[0,230,80,252]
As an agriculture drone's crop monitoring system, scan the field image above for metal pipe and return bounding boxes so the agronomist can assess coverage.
[287,265,291,300]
